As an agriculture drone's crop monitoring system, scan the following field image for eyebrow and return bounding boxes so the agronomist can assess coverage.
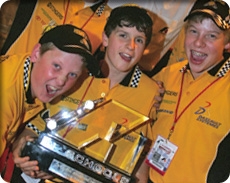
[159,27,169,33]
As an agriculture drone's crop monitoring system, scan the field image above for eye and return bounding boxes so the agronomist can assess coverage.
[118,32,127,38]
[68,72,78,79]
[206,33,217,40]
[53,63,61,70]
[160,27,168,34]
[189,29,197,34]
[136,37,145,45]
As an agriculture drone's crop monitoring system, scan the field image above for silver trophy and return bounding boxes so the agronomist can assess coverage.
[22,99,149,183]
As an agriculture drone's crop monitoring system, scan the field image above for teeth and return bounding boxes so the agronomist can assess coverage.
[123,53,132,59]
[49,91,55,94]
[123,53,131,57]
[49,85,58,91]
[192,50,206,57]
[47,85,58,94]
[120,53,132,62]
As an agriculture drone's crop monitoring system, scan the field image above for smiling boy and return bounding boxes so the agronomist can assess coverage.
[146,0,230,182]
[0,24,99,160]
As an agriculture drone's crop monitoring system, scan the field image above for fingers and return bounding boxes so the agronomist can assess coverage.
[154,95,162,103]
[12,135,53,180]
[156,80,165,97]
[33,171,53,179]
[15,159,39,178]
[13,136,32,156]
[15,156,39,176]
[153,95,162,109]
[154,95,162,109]
[153,80,165,110]
[23,170,53,179]
[156,80,163,88]
[12,135,40,177]
[13,136,31,164]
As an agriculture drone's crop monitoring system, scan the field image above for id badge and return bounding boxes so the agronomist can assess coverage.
[145,135,178,175]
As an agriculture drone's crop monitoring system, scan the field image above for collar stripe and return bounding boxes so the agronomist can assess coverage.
[23,57,31,90]
[130,66,142,88]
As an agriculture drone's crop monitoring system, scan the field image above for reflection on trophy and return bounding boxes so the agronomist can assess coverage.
[22,99,150,183]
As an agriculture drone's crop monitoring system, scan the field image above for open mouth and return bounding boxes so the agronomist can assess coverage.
[120,52,132,62]
[191,50,207,62]
[46,85,59,95]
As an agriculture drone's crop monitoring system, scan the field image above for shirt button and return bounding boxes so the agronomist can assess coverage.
[101,93,106,97]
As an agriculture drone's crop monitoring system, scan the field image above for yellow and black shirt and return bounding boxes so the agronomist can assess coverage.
[151,53,230,183]
[1,0,111,55]
[0,54,44,157]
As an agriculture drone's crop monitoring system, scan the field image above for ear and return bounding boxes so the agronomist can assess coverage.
[224,41,230,50]
[30,43,41,63]
[102,32,109,47]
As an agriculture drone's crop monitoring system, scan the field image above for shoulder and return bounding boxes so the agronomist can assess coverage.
[140,72,159,89]
[1,54,30,82]
[162,60,187,72]
[153,60,187,81]
[1,54,29,67]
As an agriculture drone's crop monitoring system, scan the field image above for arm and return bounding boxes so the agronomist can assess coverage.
[135,160,150,183]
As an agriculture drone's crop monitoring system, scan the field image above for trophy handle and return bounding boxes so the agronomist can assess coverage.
[45,98,104,132]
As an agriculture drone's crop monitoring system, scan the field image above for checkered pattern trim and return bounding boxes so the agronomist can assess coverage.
[96,3,106,16]
[26,122,41,135]
[179,58,230,77]
[23,57,31,90]
[129,66,142,88]
[217,57,230,77]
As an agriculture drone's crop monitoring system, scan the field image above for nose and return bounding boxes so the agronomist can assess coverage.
[194,35,206,48]
[127,39,135,50]
[56,74,67,87]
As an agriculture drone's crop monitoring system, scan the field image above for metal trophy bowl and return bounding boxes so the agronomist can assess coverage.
[22,99,150,183]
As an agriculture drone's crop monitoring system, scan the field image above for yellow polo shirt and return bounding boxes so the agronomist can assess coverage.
[150,57,230,182]
[5,0,111,55]
[0,54,44,157]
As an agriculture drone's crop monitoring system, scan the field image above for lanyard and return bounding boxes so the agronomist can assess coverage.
[167,69,221,140]
[63,0,70,24]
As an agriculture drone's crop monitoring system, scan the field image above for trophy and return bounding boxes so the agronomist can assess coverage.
[22,99,150,183]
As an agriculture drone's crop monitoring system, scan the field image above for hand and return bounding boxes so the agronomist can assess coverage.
[153,80,165,110]
[12,136,53,179]
[13,136,39,177]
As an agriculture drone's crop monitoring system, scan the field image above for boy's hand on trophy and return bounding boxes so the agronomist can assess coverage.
[13,136,39,177]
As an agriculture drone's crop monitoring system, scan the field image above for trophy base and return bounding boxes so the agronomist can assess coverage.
[22,133,134,183]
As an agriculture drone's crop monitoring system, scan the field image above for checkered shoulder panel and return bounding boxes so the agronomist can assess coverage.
[26,122,41,135]
[217,57,230,77]
[23,57,31,90]
[130,66,142,88]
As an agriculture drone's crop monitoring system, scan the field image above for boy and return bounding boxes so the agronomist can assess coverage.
[146,0,230,182]
[0,24,99,176]
[12,5,159,183]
